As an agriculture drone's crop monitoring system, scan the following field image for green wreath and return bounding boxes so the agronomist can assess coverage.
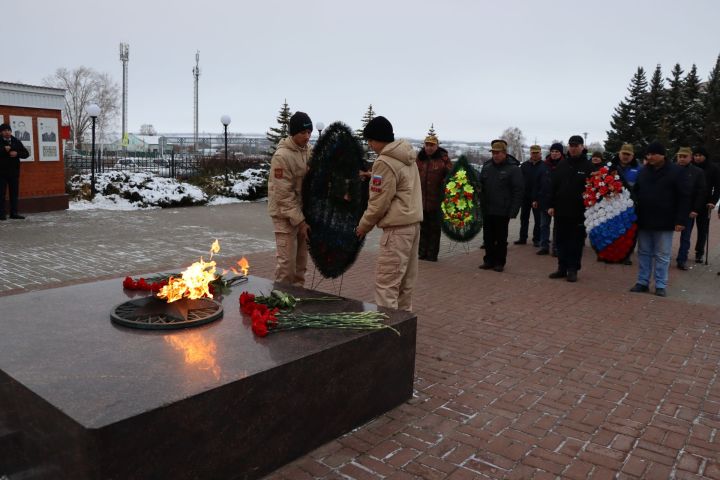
[440,155,482,242]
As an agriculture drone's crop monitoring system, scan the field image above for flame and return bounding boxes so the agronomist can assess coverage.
[210,239,220,257]
[164,333,221,380]
[236,257,250,276]
[157,241,220,303]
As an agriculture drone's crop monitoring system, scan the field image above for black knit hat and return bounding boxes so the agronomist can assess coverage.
[289,112,313,136]
[550,142,563,152]
[363,116,394,142]
[693,146,709,158]
[0,123,11,132]
[646,141,666,156]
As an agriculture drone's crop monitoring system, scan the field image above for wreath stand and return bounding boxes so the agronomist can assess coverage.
[309,266,345,296]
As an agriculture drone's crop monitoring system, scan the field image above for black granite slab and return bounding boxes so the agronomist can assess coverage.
[0,275,416,479]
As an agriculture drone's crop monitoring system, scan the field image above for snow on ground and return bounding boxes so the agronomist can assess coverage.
[69,194,153,211]
[67,169,268,210]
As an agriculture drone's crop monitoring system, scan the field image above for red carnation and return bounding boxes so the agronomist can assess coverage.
[123,276,136,289]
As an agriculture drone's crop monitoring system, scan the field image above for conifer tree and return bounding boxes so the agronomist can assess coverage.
[356,104,376,162]
[356,104,376,138]
[684,64,705,147]
[645,64,667,144]
[605,67,648,153]
[665,64,687,146]
[266,99,292,154]
[703,54,720,160]
[427,123,436,137]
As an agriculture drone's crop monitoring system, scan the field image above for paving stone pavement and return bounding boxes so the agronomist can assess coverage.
[1,203,720,479]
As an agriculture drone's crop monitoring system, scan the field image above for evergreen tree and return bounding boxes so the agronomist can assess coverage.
[665,64,687,146]
[703,54,720,161]
[645,64,667,144]
[266,99,292,154]
[684,64,705,147]
[427,123,436,137]
[356,104,376,162]
[356,104,376,138]
[605,67,648,153]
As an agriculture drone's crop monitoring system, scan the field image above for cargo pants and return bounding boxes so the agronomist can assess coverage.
[375,223,420,311]
[272,217,308,287]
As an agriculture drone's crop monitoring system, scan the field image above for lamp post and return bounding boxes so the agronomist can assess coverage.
[316,121,324,141]
[220,115,231,184]
[86,104,101,198]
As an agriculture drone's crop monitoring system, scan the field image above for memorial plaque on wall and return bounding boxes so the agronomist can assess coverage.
[10,115,34,161]
[38,117,59,161]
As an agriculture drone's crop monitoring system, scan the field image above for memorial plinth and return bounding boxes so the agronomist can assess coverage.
[0,275,417,479]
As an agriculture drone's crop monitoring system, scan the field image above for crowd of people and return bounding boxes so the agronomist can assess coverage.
[264,113,720,310]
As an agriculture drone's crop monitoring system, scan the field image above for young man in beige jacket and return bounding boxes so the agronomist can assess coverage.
[267,111,313,286]
[356,116,423,311]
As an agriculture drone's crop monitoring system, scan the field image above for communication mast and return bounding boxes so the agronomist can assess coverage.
[193,51,200,152]
[119,43,129,148]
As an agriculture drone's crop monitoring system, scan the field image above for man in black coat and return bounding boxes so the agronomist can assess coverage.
[0,123,30,220]
[515,145,547,247]
[675,147,706,270]
[536,143,564,255]
[478,139,523,272]
[630,142,690,297]
[691,146,720,263]
[547,135,594,282]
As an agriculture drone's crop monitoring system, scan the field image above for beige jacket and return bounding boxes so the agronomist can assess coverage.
[267,137,310,227]
[358,139,423,232]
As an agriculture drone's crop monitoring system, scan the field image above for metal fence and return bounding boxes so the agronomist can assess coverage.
[64,152,269,179]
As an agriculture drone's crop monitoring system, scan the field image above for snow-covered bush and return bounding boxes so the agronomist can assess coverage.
[67,172,208,208]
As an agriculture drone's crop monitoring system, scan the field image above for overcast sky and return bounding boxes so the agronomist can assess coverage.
[6,0,720,145]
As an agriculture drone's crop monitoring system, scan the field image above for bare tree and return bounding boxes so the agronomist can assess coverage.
[139,124,157,136]
[43,67,120,149]
[500,126,526,161]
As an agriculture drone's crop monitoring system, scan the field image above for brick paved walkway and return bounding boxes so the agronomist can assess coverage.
[1,204,719,479]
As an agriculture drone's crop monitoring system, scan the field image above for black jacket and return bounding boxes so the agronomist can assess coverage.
[633,161,691,230]
[679,163,706,215]
[548,152,593,222]
[0,136,30,176]
[538,153,564,211]
[479,154,523,218]
[693,159,720,206]
[519,159,548,203]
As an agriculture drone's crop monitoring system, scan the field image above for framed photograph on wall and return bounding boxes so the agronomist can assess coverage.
[10,115,34,161]
[38,117,59,161]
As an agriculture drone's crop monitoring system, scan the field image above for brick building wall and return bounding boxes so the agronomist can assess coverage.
[1,82,68,212]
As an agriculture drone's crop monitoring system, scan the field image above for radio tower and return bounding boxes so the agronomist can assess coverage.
[193,51,200,152]
[119,43,129,148]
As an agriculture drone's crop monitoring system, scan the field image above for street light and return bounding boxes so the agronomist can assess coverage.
[220,115,231,184]
[316,122,324,140]
[86,103,101,198]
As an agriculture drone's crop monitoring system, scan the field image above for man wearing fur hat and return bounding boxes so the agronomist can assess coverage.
[630,142,690,297]
[674,147,706,270]
[267,111,313,286]
[356,116,423,311]
[0,123,30,220]
[691,146,720,263]
[416,134,451,261]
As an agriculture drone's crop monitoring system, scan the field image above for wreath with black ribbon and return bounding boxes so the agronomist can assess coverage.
[302,121,368,278]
